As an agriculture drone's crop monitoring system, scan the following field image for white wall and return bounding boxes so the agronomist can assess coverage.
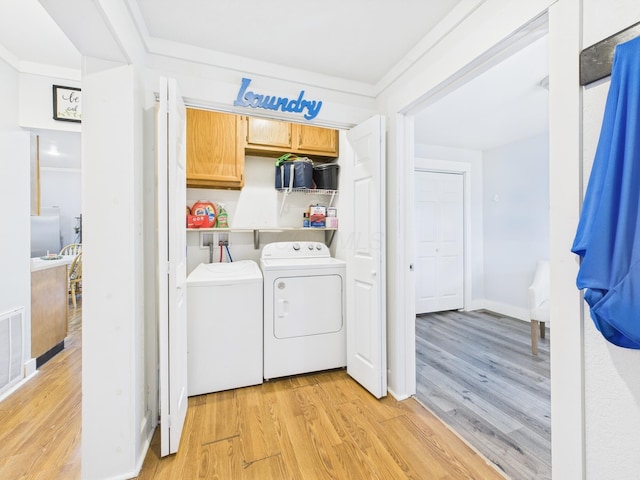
[482,133,549,319]
[582,1,640,478]
[81,62,150,479]
[0,57,31,377]
[18,73,81,133]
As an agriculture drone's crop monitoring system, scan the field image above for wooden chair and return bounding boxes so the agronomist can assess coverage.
[60,243,82,256]
[528,260,550,355]
[68,252,82,308]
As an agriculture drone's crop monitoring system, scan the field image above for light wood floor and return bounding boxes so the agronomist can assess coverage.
[0,301,82,479]
[137,369,504,479]
[0,298,506,479]
[415,310,551,480]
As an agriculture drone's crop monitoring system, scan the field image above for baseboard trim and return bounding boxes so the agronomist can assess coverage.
[476,300,528,322]
[0,369,38,403]
[24,358,37,377]
[387,386,410,401]
[133,421,157,478]
[36,341,64,369]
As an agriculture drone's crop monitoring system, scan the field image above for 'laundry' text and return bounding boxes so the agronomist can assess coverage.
[233,77,322,121]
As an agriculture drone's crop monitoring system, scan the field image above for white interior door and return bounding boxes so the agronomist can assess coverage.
[346,115,387,398]
[158,77,188,456]
[415,171,464,314]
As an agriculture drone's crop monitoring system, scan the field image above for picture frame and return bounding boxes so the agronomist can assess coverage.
[52,85,81,123]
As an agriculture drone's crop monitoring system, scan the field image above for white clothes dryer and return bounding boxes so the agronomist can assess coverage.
[186,260,263,396]
[260,241,346,380]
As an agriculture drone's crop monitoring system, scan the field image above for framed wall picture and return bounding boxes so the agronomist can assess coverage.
[52,85,81,123]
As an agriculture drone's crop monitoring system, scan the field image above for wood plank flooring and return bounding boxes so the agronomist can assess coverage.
[415,310,551,480]
[1,297,511,479]
[0,301,82,479]
[137,369,504,479]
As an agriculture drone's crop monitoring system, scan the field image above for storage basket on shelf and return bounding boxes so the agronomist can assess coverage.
[313,163,339,190]
[275,154,314,189]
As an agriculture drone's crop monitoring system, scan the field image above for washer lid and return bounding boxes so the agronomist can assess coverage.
[187,260,263,285]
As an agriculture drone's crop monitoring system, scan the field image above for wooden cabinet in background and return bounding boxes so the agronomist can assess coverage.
[186,108,245,189]
[31,265,67,360]
[244,116,339,159]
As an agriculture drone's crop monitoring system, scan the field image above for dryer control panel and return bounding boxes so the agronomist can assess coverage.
[261,241,329,259]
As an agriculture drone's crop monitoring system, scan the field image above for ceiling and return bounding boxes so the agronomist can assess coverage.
[0,0,80,70]
[134,0,464,86]
[0,0,548,152]
[414,34,549,150]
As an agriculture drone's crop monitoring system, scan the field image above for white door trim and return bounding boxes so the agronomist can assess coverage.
[397,7,551,400]
[395,7,584,480]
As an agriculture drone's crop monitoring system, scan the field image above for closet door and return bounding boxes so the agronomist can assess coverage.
[415,170,464,314]
[158,76,188,456]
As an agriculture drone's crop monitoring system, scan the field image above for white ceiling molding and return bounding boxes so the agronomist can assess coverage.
[0,43,19,70]
[145,36,378,98]
[18,61,81,82]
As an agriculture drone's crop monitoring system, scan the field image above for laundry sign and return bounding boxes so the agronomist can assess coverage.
[233,77,322,121]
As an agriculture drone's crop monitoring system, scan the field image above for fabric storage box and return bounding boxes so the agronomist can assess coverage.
[275,160,314,189]
[313,163,340,190]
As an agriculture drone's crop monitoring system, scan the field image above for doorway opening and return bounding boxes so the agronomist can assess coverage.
[409,18,551,480]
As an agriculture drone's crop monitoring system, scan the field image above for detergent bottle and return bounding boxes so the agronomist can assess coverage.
[216,203,229,228]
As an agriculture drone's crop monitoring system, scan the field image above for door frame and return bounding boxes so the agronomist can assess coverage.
[397,7,551,403]
[394,7,585,479]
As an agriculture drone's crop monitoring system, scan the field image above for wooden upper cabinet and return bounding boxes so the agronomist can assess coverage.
[296,124,339,157]
[244,116,338,159]
[186,108,245,189]
[245,117,292,152]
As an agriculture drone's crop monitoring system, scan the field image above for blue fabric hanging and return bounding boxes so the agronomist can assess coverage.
[572,35,640,349]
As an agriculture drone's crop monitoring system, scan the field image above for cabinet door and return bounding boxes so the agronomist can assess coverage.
[31,265,68,358]
[186,108,244,189]
[295,124,339,157]
[244,116,292,155]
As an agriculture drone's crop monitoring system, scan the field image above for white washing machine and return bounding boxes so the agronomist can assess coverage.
[260,241,346,380]
[186,260,263,396]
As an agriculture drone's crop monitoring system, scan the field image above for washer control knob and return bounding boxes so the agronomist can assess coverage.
[307,243,314,250]
[292,243,300,251]
[316,244,322,250]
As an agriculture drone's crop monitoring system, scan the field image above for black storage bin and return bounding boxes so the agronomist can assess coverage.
[313,163,340,190]
[275,161,314,189]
